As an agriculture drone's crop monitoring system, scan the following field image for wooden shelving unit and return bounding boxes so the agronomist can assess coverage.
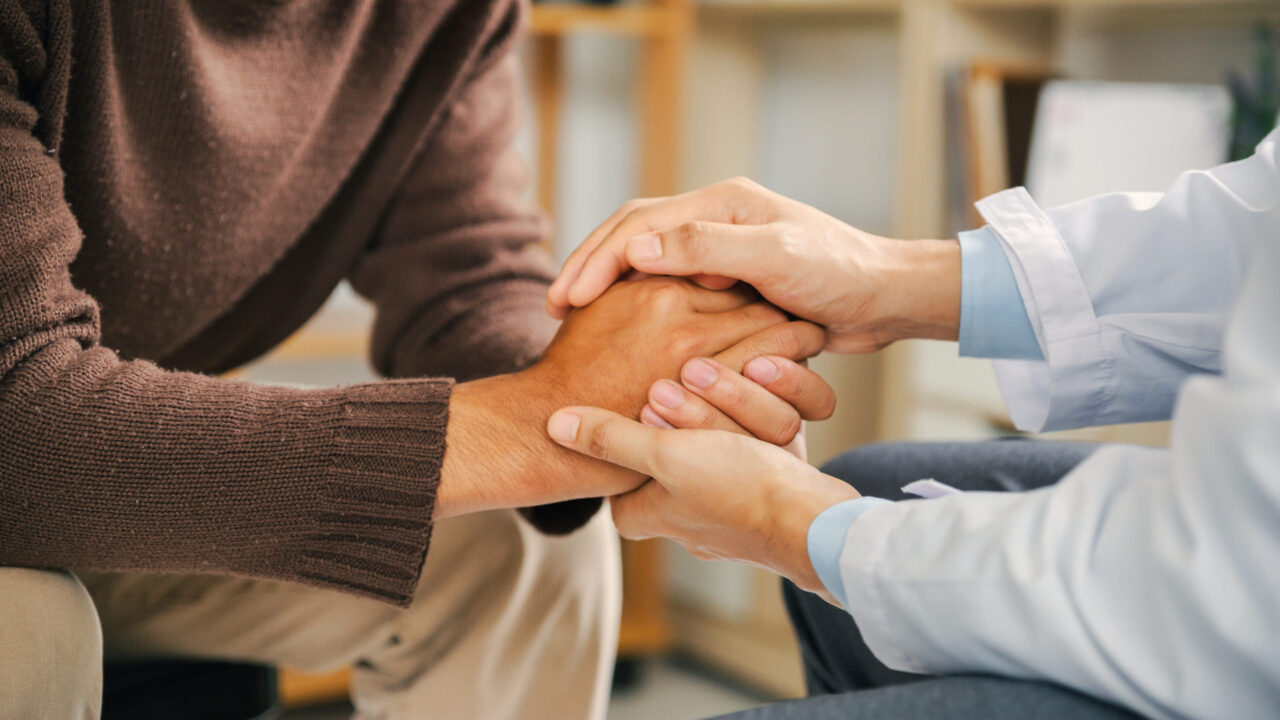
[529,0,693,218]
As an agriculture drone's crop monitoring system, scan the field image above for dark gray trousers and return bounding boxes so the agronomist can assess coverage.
[714,440,1147,720]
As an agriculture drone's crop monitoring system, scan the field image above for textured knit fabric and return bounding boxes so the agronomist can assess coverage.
[0,0,560,606]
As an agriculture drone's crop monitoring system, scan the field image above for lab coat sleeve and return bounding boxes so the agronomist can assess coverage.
[976,129,1279,432]
[836,229,1280,720]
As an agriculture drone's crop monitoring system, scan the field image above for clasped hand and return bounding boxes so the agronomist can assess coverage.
[438,276,834,520]
[538,177,963,602]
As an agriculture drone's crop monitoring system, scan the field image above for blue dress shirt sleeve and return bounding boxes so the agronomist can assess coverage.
[958,227,1043,360]
[807,496,892,607]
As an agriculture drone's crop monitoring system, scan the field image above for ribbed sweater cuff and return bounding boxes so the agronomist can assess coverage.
[291,378,452,606]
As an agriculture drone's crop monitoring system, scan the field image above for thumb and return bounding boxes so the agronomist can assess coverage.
[626,222,777,287]
[610,481,672,541]
[547,406,667,476]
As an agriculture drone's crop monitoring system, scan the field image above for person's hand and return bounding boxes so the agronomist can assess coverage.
[637,355,832,460]
[546,177,961,354]
[436,277,829,519]
[545,405,861,604]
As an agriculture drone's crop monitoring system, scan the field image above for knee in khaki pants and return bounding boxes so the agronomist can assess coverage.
[0,568,103,720]
[80,508,619,720]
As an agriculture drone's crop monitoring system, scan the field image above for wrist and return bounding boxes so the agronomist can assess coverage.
[762,470,861,597]
[878,238,962,344]
[437,371,563,519]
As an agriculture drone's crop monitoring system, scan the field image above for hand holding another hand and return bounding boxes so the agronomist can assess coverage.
[547,177,961,354]
[438,277,833,522]
[546,404,861,604]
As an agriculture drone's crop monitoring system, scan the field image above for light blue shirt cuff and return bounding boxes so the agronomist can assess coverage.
[807,497,892,608]
[958,227,1043,360]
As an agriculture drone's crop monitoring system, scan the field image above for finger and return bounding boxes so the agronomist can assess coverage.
[547,406,667,476]
[691,273,737,290]
[569,221,776,310]
[700,301,789,350]
[565,178,772,308]
[713,321,826,373]
[676,358,802,445]
[742,356,837,421]
[646,379,749,435]
[684,281,757,313]
[639,403,674,429]
[626,222,787,290]
[610,480,672,541]
[548,197,660,313]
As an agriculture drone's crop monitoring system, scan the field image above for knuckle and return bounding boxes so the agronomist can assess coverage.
[644,277,688,308]
[680,221,713,255]
[626,205,656,230]
[766,324,806,359]
[771,411,803,445]
[712,378,750,414]
[678,402,719,430]
[667,327,705,360]
[775,224,806,258]
[742,302,787,329]
[797,323,827,356]
[584,421,614,461]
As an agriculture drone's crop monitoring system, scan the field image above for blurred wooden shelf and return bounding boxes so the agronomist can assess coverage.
[699,0,899,16]
[266,329,366,361]
[529,4,683,37]
[279,667,351,708]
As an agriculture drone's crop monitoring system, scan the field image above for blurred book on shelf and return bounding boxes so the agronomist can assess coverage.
[947,63,1052,234]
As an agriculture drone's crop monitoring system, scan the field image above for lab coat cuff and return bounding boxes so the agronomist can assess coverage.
[807,497,893,608]
[838,500,930,673]
[976,188,1113,432]
[958,227,1043,360]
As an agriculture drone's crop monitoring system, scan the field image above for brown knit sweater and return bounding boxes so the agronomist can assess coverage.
[0,0,562,606]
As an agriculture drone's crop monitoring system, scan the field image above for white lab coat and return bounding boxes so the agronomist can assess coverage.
[836,129,1280,719]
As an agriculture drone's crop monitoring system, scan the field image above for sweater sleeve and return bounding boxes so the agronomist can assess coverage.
[348,4,602,535]
[349,5,557,385]
[0,4,445,607]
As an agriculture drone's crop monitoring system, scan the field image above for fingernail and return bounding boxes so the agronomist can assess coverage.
[547,411,581,444]
[651,380,686,409]
[641,404,674,428]
[744,356,779,384]
[629,233,662,263]
[682,358,718,389]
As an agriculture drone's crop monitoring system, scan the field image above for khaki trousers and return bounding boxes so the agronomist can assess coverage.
[0,508,621,720]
